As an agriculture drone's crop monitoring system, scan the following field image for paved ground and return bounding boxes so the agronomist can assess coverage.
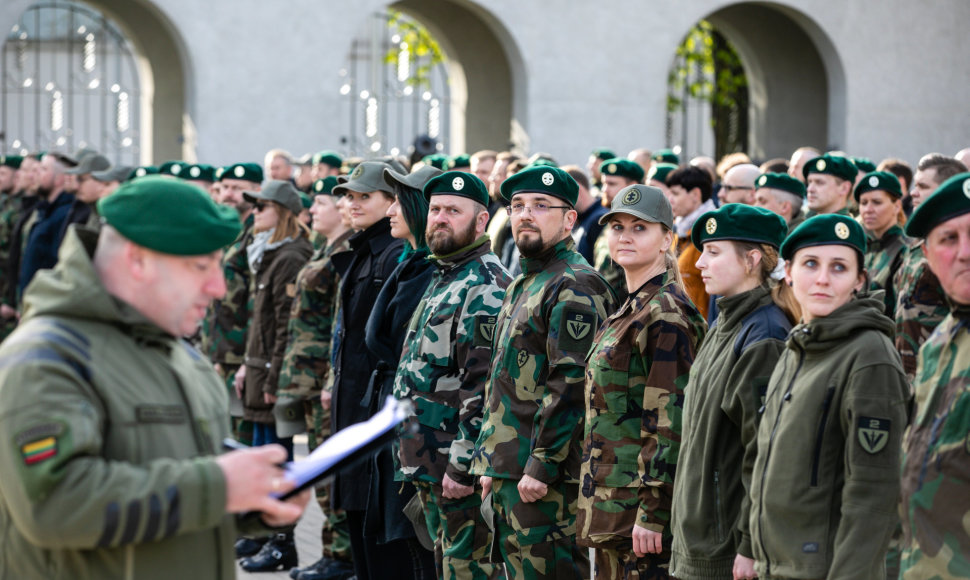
[237,435,325,579]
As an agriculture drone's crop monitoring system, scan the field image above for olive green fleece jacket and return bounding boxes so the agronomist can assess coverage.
[749,293,909,580]
[670,285,791,579]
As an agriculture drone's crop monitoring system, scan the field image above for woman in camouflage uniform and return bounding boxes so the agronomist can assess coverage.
[855,171,909,317]
[577,184,706,580]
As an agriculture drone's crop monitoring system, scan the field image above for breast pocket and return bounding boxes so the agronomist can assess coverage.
[588,346,632,415]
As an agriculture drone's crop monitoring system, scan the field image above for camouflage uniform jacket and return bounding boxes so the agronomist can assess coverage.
[277,229,353,399]
[0,193,24,303]
[894,240,948,379]
[592,227,628,303]
[749,294,909,580]
[865,224,908,319]
[900,302,970,578]
[470,237,617,484]
[202,214,254,366]
[394,236,512,486]
[577,269,705,547]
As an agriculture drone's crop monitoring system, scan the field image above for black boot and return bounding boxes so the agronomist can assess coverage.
[240,531,299,572]
[234,535,269,559]
[297,557,355,580]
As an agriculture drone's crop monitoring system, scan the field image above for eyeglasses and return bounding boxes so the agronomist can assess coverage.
[507,201,571,215]
[253,202,266,211]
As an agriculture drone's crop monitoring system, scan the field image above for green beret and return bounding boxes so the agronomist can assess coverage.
[312,150,342,169]
[905,173,970,238]
[98,175,241,255]
[647,162,678,185]
[447,154,471,169]
[220,162,263,183]
[599,158,645,183]
[157,160,187,177]
[424,170,489,207]
[599,185,673,230]
[802,154,857,182]
[298,192,312,209]
[851,157,877,173]
[691,203,788,250]
[853,171,902,201]
[421,154,449,170]
[780,213,866,261]
[652,148,680,165]
[756,172,806,199]
[184,164,216,182]
[591,148,616,161]
[500,165,578,207]
[312,176,340,196]
[528,157,558,168]
[0,155,24,169]
[127,166,159,181]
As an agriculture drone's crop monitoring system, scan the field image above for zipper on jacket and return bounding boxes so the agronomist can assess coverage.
[714,469,724,542]
[810,385,836,487]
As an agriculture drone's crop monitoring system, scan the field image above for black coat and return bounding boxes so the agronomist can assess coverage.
[330,218,404,511]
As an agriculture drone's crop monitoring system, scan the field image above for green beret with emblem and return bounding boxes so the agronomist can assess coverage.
[0,155,23,169]
[127,166,159,181]
[652,148,680,165]
[591,148,616,162]
[802,154,857,182]
[647,162,678,185]
[599,184,673,230]
[500,165,578,207]
[312,150,342,169]
[851,157,877,173]
[599,158,645,183]
[184,163,216,182]
[421,154,449,170]
[424,170,489,207]
[157,160,184,177]
[98,175,241,255]
[529,157,558,168]
[447,154,471,170]
[780,213,866,261]
[756,172,806,199]
[219,162,263,183]
[691,203,788,250]
[905,172,970,238]
[853,170,902,201]
[312,176,340,196]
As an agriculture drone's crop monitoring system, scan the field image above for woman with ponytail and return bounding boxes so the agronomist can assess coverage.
[670,204,794,580]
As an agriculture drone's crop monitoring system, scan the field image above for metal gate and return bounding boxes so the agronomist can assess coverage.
[340,10,451,160]
[1,0,140,164]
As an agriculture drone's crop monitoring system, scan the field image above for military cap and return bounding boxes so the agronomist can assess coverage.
[853,170,902,201]
[692,203,788,250]
[591,148,616,162]
[92,165,134,183]
[312,176,340,196]
[298,192,313,210]
[599,184,673,230]
[72,146,97,164]
[273,397,306,437]
[905,172,970,238]
[127,166,159,181]
[780,213,866,261]
[500,165,579,207]
[647,162,678,185]
[312,150,342,169]
[802,154,857,182]
[157,160,183,177]
[0,155,23,169]
[756,172,806,198]
[447,154,471,170]
[220,162,263,183]
[851,157,877,173]
[421,154,449,170]
[529,157,558,168]
[376,155,408,175]
[599,158,645,183]
[652,148,680,165]
[98,175,240,255]
[184,163,216,182]
[423,170,487,206]
[333,161,395,196]
[243,179,304,216]
[66,153,110,175]
[384,165,442,196]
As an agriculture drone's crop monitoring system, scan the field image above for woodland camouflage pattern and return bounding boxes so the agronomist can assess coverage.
[592,229,627,304]
[201,216,253,365]
[865,224,908,318]
[894,240,949,378]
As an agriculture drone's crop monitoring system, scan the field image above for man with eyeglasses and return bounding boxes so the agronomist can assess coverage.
[471,166,617,579]
[717,163,760,206]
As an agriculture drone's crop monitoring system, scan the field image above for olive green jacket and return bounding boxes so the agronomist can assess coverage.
[0,227,263,580]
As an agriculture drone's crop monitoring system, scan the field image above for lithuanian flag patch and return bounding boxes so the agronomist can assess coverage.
[21,436,58,465]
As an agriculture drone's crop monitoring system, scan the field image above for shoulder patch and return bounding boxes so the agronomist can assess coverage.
[559,307,597,353]
[857,416,891,454]
[474,315,497,348]
[18,423,64,466]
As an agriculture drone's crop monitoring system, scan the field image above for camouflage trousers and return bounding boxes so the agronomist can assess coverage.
[415,481,503,580]
[491,478,590,580]
[592,544,670,580]
[305,396,353,562]
[221,364,253,446]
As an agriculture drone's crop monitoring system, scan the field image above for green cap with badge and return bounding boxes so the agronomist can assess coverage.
[1,155,24,169]
[652,148,680,165]
[599,158,645,183]
[273,397,306,437]
[591,148,616,162]
[127,166,159,181]
[756,172,806,198]
[851,157,877,173]
[157,160,186,177]
[421,154,449,170]
[599,184,673,230]
[423,170,488,206]
[98,175,241,255]
[692,203,788,250]
[802,154,857,182]
[500,165,578,207]
[243,180,304,216]
[780,213,866,260]
[332,161,395,196]
[220,162,263,183]
[312,176,340,196]
[312,150,342,169]
[647,162,679,185]
[853,171,902,201]
[184,163,216,183]
[905,173,970,238]
[447,154,471,170]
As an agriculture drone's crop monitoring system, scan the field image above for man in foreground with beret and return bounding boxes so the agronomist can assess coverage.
[802,153,857,218]
[471,166,617,579]
[899,172,970,578]
[0,176,310,579]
